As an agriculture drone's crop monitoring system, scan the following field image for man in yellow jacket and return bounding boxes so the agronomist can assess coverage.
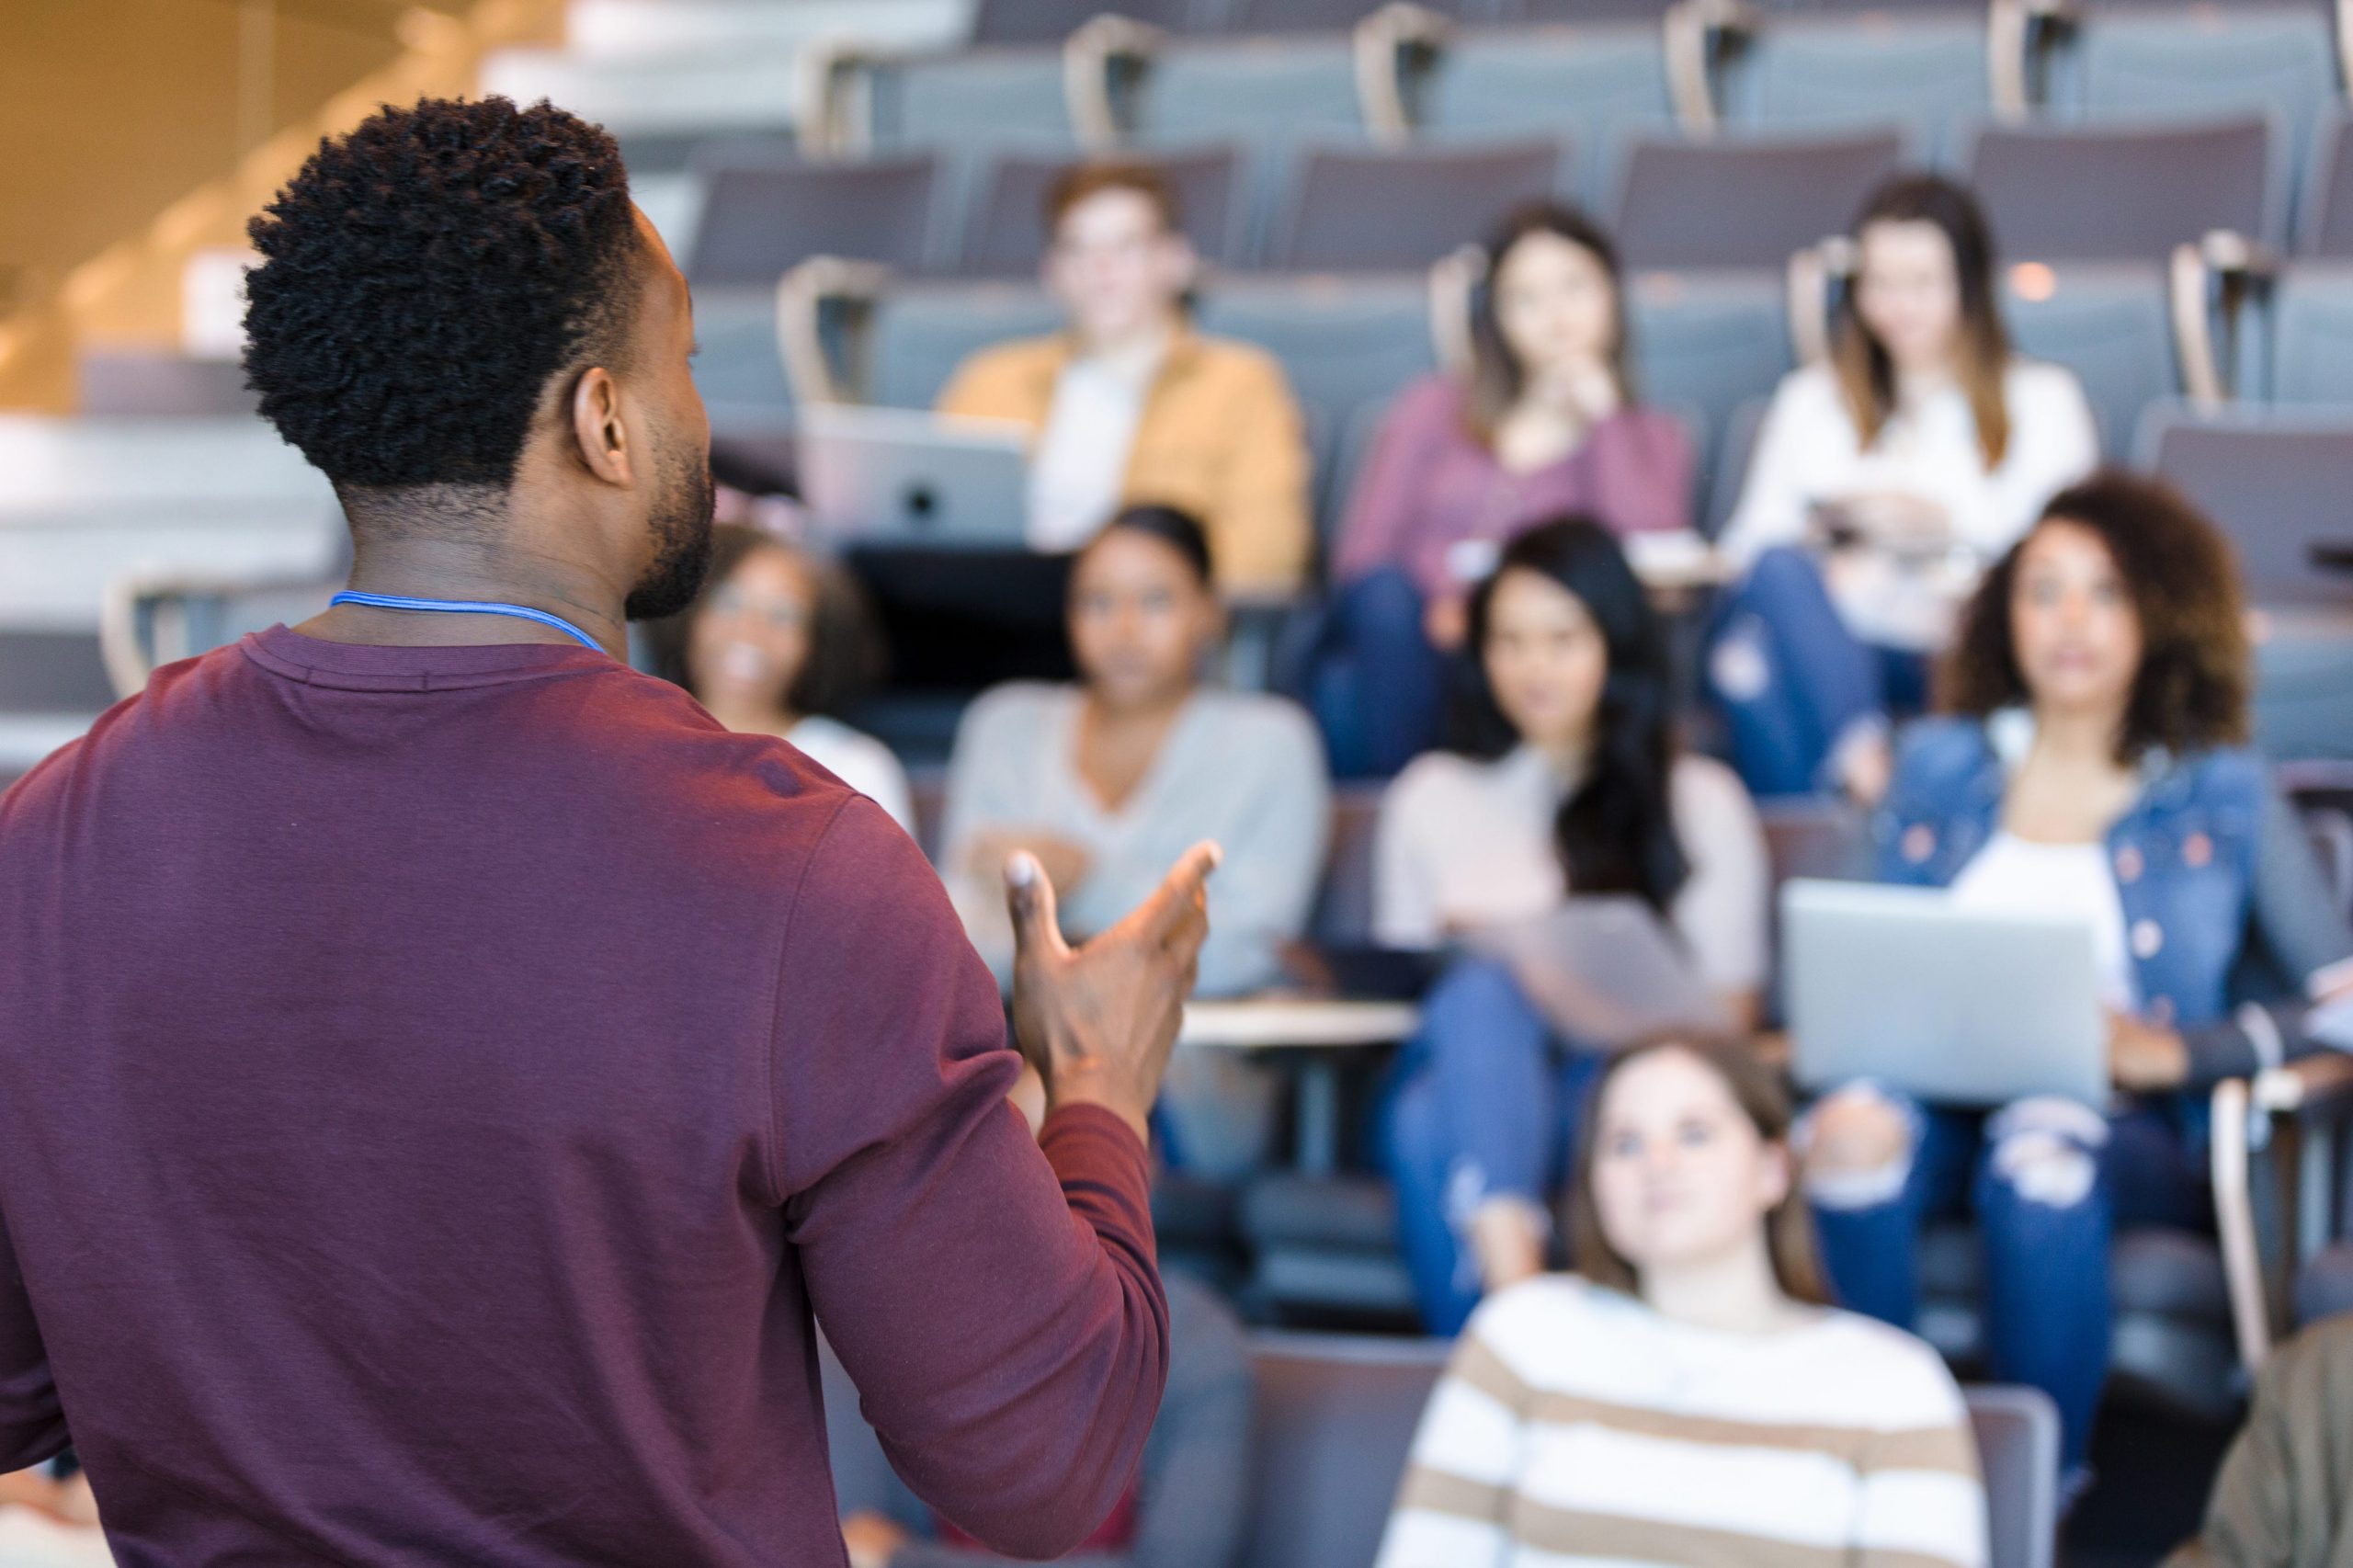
[936,162,1312,597]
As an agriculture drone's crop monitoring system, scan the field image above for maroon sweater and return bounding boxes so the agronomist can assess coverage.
[0,626,1167,1566]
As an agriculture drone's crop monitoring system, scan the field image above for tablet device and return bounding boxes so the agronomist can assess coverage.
[797,404,1031,549]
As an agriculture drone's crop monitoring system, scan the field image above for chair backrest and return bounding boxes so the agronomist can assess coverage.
[689,286,796,427]
[963,144,1246,276]
[972,0,1194,44]
[1237,1331,2058,1568]
[2002,261,2175,460]
[1418,25,1675,210]
[2302,113,2353,256]
[1238,1332,1449,1568]
[1308,784,1383,946]
[2263,261,2353,404]
[2062,4,2331,207]
[1624,268,1793,486]
[1966,1384,2063,1568]
[1707,393,1772,540]
[1612,130,1905,271]
[686,154,940,286]
[1195,273,1438,476]
[868,281,1068,411]
[1272,140,1567,273]
[869,49,1083,153]
[2143,408,2353,609]
[1720,10,1989,161]
[1966,118,2277,262]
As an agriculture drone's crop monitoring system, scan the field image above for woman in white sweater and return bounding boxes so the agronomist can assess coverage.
[1711,173,2097,800]
[1379,1036,1985,1568]
[942,505,1332,1178]
[669,524,915,835]
[1377,516,1769,1333]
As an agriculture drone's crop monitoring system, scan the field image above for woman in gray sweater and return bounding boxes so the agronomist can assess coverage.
[939,505,1333,1177]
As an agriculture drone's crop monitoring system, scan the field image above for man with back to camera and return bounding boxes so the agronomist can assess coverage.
[0,96,1218,1564]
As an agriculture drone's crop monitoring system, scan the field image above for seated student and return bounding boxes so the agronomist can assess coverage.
[1377,516,1769,1332]
[1379,1036,1986,1568]
[941,506,1331,1177]
[660,522,915,835]
[1322,203,1694,777]
[2165,1313,2353,1568]
[937,162,1312,597]
[841,1268,1253,1568]
[1803,472,2353,1486]
[1711,174,2099,800]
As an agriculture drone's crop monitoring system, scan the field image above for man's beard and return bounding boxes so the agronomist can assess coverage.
[624,435,717,621]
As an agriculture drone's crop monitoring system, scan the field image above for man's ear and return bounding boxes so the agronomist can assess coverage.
[569,366,635,487]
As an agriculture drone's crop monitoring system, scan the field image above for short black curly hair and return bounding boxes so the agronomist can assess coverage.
[243,96,641,492]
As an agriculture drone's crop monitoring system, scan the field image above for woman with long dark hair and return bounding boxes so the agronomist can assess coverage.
[1314,202,1694,777]
[1711,173,2097,800]
[1377,516,1768,1332]
[1380,1036,1985,1568]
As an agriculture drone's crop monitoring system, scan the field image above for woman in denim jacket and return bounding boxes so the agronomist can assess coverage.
[1803,472,2353,1485]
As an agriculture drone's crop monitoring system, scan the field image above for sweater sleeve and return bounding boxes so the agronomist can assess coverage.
[2162,1319,2353,1568]
[1370,765,1445,951]
[1850,1372,1988,1568]
[1948,365,2100,558]
[1717,372,1826,567]
[2182,779,2353,1085]
[1374,1321,1525,1568]
[1586,407,1698,536]
[936,687,1040,989]
[0,1200,68,1471]
[1186,707,1331,997]
[1334,378,1452,588]
[1666,758,1772,1001]
[1205,354,1313,596]
[775,800,1169,1559]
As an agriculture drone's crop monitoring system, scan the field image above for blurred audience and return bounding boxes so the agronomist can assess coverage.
[2165,1314,2353,1568]
[1379,1037,1984,1568]
[942,506,1330,1177]
[1318,203,1694,776]
[658,523,915,835]
[1376,517,1768,1331]
[1802,473,2353,1482]
[1712,174,2098,799]
[840,1253,1254,1568]
[937,163,1312,596]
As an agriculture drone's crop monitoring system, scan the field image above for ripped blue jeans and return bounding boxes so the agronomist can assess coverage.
[1807,1086,2211,1472]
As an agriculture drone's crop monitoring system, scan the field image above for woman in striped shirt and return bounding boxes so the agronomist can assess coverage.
[1378,1038,1985,1568]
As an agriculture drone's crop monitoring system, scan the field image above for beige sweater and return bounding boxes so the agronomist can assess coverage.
[2166,1316,2353,1568]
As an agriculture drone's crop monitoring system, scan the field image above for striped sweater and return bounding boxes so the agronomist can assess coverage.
[1377,1277,1987,1568]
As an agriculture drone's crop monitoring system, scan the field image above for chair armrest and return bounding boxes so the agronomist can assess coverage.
[2252,1051,2353,1123]
[773,256,892,407]
[1064,14,1165,151]
[2211,1075,2273,1373]
[793,36,895,158]
[1354,3,1452,148]
[1662,0,1756,139]
[100,565,343,699]
[2168,231,2277,409]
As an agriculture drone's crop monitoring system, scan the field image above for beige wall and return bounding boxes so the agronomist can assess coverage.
[0,0,562,409]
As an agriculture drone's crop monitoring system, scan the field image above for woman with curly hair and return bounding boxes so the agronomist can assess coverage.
[1801,472,2353,1484]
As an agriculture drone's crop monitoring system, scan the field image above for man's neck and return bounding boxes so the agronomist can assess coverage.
[306,532,631,658]
[1074,316,1176,376]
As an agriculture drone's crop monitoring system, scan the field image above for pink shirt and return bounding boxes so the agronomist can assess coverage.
[1334,374,1694,598]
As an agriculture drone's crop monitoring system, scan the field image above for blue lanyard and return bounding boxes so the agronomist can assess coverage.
[327,591,606,654]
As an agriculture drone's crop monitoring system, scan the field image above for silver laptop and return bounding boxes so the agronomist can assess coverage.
[1781,879,2109,1107]
[796,404,1031,548]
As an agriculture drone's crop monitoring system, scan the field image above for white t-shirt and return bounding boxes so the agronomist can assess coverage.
[1950,830,2137,1012]
[1025,350,1156,551]
[1720,359,2099,648]
[785,715,915,839]
[1372,747,1770,997]
[1379,1275,1987,1568]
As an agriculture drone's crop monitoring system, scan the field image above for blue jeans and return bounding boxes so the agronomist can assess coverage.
[1809,1088,2211,1473]
[1708,548,1926,798]
[1380,960,1605,1334]
[1311,568,1451,779]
